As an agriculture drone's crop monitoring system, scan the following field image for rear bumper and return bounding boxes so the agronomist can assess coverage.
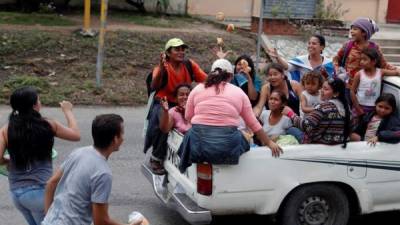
[141,164,212,225]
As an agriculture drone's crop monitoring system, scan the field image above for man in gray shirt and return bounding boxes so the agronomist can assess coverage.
[42,114,147,225]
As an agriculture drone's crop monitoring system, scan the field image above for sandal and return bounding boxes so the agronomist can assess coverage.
[150,158,166,175]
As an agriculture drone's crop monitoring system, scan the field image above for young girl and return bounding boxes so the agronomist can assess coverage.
[0,86,80,225]
[351,48,400,116]
[260,90,297,145]
[300,71,324,118]
[160,84,192,134]
[351,93,400,145]
[333,17,396,87]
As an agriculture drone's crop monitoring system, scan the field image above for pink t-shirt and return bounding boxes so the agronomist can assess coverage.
[185,83,262,132]
[169,107,192,134]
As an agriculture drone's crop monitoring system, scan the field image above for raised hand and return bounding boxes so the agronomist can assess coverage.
[159,52,167,66]
[59,101,73,112]
[212,46,233,59]
[160,96,169,112]
[266,47,279,60]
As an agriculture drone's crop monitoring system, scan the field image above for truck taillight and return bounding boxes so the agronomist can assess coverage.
[197,163,212,196]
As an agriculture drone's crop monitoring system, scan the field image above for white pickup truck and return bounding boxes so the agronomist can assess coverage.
[142,76,400,225]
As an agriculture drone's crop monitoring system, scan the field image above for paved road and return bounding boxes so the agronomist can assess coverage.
[0,106,399,225]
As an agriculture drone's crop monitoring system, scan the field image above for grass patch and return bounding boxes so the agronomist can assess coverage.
[0,28,256,106]
[0,12,76,26]
[0,31,60,56]
[3,75,50,90]
[109,12,200,28]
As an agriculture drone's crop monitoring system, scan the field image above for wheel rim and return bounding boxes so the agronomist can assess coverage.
[298,196,330,225]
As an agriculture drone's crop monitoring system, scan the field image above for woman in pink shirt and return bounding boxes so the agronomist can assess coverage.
[178,59,282,173]
[159,84,192,134]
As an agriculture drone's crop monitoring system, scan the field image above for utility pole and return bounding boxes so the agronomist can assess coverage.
[80,0,95,36]
[95,0,109,87]
[255,0,265,73]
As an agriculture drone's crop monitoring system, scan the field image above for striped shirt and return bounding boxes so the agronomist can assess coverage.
[292,101,346,145]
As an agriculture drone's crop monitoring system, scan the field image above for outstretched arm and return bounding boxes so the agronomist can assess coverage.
[253,84,269,117]
[44,169,63,213]
[151,52,167,90]
[267,48,289,70]
[159,97,174,133]
[48,101,80,141]
[381,68,400,76]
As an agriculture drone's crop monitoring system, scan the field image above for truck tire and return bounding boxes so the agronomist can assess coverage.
[280,183,349,225]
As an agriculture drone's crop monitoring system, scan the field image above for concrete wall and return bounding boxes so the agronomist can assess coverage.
[324,0,388,23]
[188,0,253,18]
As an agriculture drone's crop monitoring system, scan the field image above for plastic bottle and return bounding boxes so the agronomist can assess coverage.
[128,211,144,224]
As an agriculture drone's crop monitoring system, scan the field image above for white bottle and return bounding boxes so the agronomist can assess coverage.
[128,211,144,224]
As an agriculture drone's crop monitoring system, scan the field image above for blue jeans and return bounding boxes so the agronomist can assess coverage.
[178,124,250,173]
[10,185,45,225]
[287,127,304,143]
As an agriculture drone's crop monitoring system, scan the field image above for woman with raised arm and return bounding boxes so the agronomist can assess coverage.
[0,86,80,225]
[269,34,334,82]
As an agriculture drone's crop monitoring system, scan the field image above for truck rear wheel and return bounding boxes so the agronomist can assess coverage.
[280,184,349,225]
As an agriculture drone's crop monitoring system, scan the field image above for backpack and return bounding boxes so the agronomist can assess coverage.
[146,59,194,97]
[340,40,377,67]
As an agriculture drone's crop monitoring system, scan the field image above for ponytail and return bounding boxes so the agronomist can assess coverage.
[7,87,54,170]
[205,69,232,94]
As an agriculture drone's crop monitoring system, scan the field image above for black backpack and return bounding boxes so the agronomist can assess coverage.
[146,59,194,97]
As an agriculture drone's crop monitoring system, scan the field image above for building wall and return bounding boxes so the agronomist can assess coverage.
[324,0,388,23]
[188,0,253,18]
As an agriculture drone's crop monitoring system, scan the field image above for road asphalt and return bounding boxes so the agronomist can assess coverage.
[0,106,399,225]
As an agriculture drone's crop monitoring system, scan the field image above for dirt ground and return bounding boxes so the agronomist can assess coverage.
[0,14,259,106]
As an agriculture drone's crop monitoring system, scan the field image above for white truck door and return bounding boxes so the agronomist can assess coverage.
[347,161,367,179]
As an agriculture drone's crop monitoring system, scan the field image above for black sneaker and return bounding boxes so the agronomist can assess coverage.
[150,158,166,175]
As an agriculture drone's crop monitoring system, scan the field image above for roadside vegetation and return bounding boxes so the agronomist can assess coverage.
[0,11,76,26]
[0,12,257,106]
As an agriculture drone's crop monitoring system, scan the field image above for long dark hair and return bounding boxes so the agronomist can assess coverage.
[234,55,255,79]
[327,79,351,148]
[205,69,232,94]
[7,86,54,169]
